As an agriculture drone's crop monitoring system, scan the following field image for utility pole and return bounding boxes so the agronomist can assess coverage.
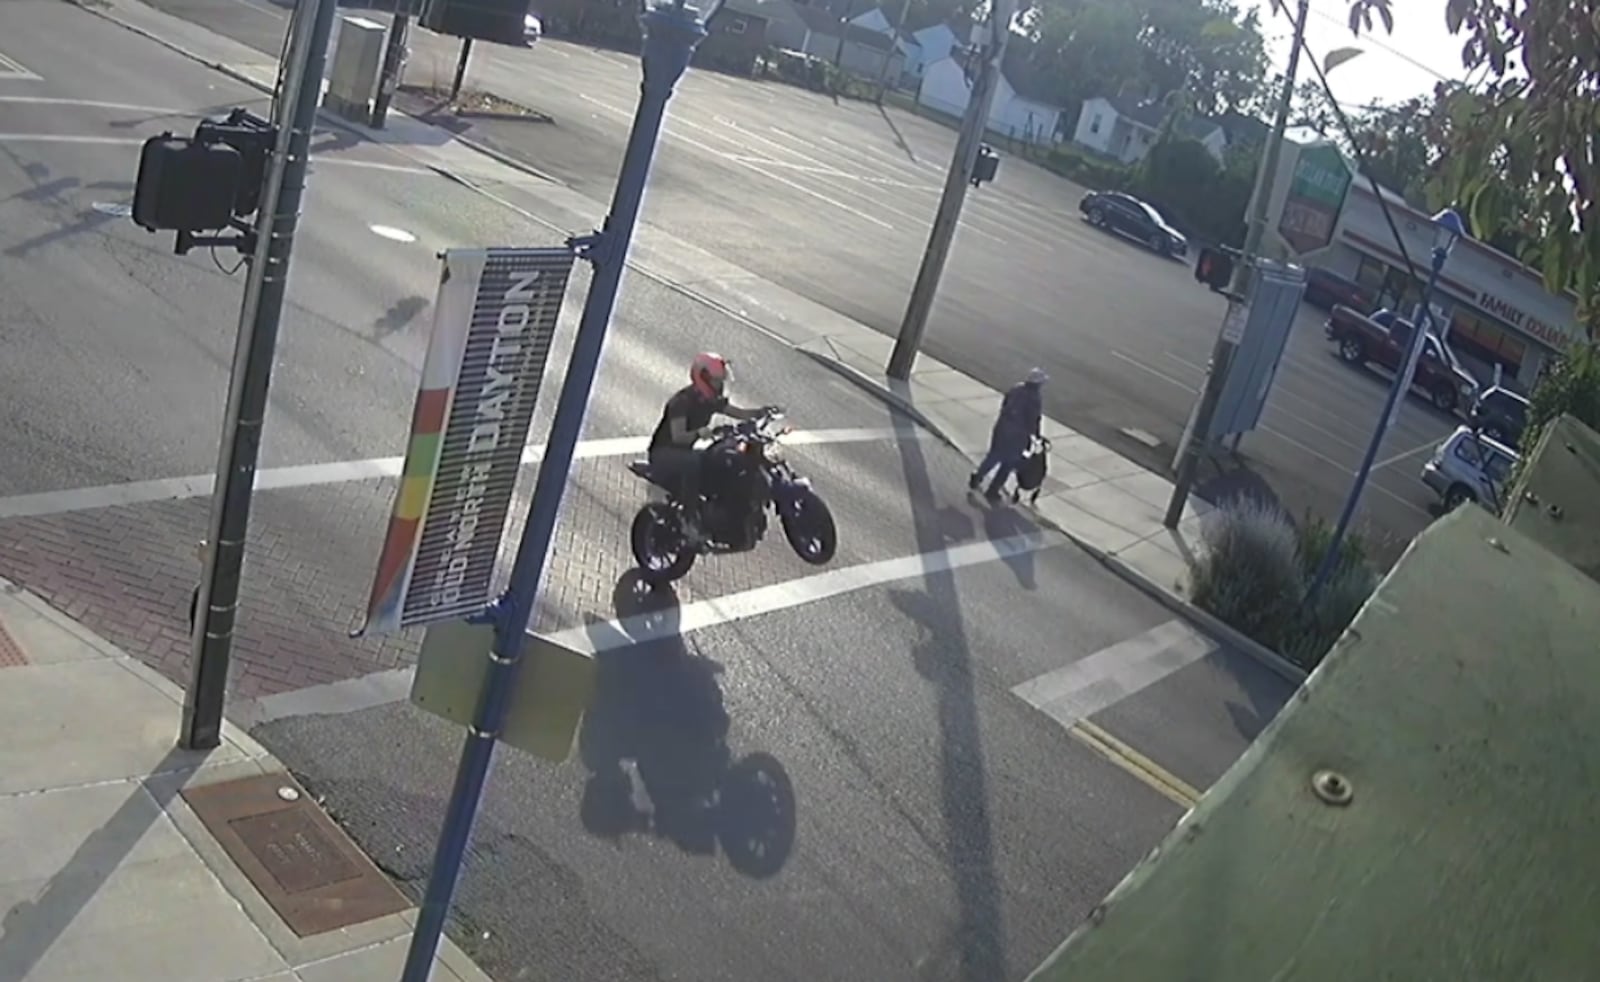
[886,0,1012,380]
[371,8,410,128]
[874,0,911,103]
[1162,0,1309,528]
[450,37,472,101]
[181,0,339,749]
[834,0,854,67]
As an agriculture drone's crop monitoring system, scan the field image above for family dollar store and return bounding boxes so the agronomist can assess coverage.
[1259,135,1585,391]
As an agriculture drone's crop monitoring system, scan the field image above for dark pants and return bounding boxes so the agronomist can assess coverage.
[975,428,1026,493]
[649,446,703,508]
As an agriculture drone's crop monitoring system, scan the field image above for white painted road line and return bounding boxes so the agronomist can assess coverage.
[0,53,42,81]
[1376,438,1439,470]
[0,134,434,176]
[0,426,921,520]
[553,532,1056,656]
[1011,619,1216,730]
[241,531,1059,725]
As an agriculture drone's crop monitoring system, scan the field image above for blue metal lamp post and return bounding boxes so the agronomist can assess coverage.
[397,2,716,977]
[1305,207,1468,606]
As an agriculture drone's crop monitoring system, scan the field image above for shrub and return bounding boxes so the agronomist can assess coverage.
[1282,560,1378,669]
[1042,146,1131,192]
[1189,500,1382,671]
[1188,499,1303,647]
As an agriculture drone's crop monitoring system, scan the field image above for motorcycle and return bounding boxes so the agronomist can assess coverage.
[627,410,838,583]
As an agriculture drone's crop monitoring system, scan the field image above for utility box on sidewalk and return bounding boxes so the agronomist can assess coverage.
[326,16,386,124]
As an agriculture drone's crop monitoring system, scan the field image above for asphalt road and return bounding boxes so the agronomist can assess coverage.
[0,4,1297,979]
[129,0,1458,562]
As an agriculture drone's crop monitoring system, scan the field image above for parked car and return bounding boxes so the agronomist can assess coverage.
[524,12,543,44]
[1468,385,1530,446]
[1323,304,1480,413]
[1078,191,1189,258]
[1304,267,1373,311]
[1421,425,1519,511]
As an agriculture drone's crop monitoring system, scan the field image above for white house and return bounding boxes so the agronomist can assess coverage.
[902,22,960,82]
[848,7,892,32]
[766,3,905,79]
[916,51,1067,145]
[848,9,950,87]
[1071,96,1228,165]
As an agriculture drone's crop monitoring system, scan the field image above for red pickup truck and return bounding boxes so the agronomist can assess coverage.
[1324,304,1480,414]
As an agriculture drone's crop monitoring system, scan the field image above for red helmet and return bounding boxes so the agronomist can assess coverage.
[690,352,730,399]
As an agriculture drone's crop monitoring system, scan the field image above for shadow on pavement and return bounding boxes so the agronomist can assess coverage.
[576,571,795,879]
[875,104,917,163]
[884,417,1008,982]
[0,748,194,979]
[980,503,1037,590]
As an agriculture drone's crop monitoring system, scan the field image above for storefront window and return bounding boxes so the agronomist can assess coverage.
[1355,255,1387,294]
[1450,309,1527,373]
[1355,254,1427,311]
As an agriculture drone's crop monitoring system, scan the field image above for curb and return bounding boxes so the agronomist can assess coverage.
[793,346,966,455]
[798,345,1311,687]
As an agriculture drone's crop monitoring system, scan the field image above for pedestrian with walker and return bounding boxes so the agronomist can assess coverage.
[969,367,1047,503]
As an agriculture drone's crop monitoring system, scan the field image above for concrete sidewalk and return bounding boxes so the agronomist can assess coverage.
[79,0,1300,679]
[0,577,490,982]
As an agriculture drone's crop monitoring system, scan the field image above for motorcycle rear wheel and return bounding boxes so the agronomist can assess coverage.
[631,503,697,583]
[780,489,837,565]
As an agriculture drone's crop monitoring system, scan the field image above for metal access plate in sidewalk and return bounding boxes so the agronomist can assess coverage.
[182,772,409,937]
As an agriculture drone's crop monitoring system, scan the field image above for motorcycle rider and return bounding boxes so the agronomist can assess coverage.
[648,352,772,538]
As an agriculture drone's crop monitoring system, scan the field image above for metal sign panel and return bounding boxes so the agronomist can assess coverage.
[410,621,597,763]
[358,247,575,636]
[1209,263,1306,441]
[1278,143,1351,255]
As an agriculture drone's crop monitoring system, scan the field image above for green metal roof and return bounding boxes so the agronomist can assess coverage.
[1025,503,1600,981]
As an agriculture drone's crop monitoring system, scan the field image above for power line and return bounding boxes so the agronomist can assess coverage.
[1297,0,1459,86]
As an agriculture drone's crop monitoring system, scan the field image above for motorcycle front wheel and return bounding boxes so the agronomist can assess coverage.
[631,503,697,583]
[780,489,837,565]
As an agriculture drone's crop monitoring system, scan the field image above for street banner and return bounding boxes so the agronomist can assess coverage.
[357,247,575,636]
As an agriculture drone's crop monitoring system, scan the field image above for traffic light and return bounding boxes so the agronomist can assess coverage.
[132,134,241,234]
[131,108,278,255]
[195,109,276,217]
[971,144,1000,188]
[1195,245,1233,291]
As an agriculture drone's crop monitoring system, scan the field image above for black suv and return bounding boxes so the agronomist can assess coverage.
[1469,385,1530,446]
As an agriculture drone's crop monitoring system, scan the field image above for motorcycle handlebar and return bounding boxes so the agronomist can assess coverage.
[709,408,786,442]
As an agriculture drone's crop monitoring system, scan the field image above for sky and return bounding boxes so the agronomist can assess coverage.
[1251,0,1471,110]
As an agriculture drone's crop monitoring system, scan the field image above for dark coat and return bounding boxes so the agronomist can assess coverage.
[990,382,1042,457]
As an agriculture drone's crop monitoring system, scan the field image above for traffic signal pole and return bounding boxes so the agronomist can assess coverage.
[181,0,338,749]
[1162,0,1310,528]
[885,2,1012,381]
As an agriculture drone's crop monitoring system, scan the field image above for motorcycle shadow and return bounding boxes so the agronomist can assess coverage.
[576,571,797,879]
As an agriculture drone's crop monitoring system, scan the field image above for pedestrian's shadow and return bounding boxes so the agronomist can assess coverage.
[980,502,1037,590]
[575,571,795,879]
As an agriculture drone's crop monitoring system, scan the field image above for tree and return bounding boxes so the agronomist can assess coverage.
[1345,0,1600,473]
[1348,0,1600,333]
[1019,0,1268,117]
